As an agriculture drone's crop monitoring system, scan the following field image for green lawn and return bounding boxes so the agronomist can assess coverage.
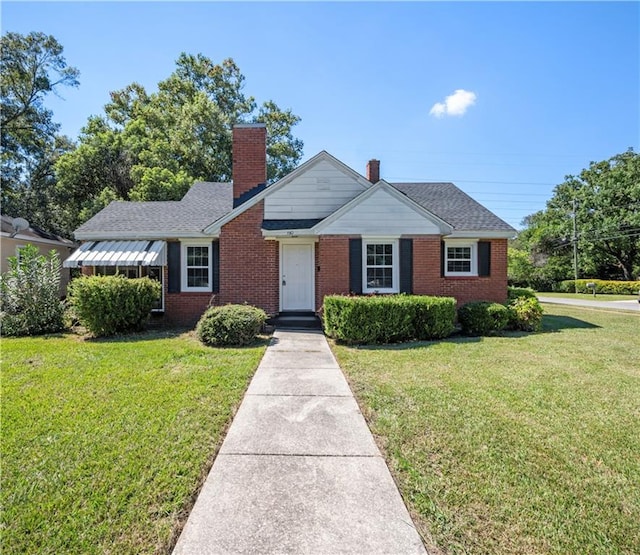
[333,306,640,554]
[538,292,638,302]
[1,330,266,555]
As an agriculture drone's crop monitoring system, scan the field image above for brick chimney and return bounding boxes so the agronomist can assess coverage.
[366,159,380,183]
[232,123,267,201]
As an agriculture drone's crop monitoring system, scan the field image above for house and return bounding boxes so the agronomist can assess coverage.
[63,124,516,325]
[1,214,76,296]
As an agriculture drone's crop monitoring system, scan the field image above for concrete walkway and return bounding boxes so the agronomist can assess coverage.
[172,329,426,555]
[538,296,640,312]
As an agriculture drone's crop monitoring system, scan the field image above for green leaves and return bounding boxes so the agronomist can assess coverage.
[54,54,303,235]
[1,32,79,234]
[0,245,65,336]
[517,149,640,282]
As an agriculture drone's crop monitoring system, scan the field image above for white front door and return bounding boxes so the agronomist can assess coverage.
[281,243,314,311]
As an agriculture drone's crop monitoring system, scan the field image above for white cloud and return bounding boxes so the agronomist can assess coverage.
[429,89,477,118]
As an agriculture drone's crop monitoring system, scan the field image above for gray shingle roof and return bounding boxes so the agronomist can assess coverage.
[74,178,514,238]
[392,183,515,232]
[75,182,233,237]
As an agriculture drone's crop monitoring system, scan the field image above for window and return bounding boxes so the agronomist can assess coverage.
[363,240,398,293]
[181,243,211,292]
[445,241,478,276]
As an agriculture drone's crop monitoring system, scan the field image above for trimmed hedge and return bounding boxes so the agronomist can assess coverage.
[196,304,267,346]
[68,275,161,337]
[507,286,537,301]
[458,301,510,336]
[323,294,456,344]
[556,279,640,295]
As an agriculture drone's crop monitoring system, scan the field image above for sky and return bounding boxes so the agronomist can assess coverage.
[3,1,639,230]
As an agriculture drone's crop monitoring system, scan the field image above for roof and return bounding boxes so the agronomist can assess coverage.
[393,183,515,232]
[72,158,515,240]
[74,182,232,239]
[1,214,75,245]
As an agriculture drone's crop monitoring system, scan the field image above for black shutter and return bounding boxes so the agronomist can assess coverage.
[167,242,181,293]
[478,241,491,277]
[441,240,446,277]
[399,238,413,294]
[212,241,220,293]
[349,238,362,294]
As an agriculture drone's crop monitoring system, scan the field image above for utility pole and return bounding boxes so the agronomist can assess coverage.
[572,199,579,293]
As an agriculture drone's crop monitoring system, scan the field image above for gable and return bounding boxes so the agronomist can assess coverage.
[317,185,445,235]
[264,157,369,220]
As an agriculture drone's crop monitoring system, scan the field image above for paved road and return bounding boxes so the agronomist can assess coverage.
[173,329,426,555]
[538,296,640,312]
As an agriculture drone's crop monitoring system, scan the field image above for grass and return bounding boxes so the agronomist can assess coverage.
[1,329,266,555]
[537,292,638,302]
[332,306,640,554]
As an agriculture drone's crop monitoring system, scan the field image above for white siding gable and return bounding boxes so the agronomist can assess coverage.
[319,188,442,235]
[265,158,367,220]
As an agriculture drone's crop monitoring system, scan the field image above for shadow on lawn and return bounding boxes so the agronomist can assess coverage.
[339,314,600,351]
[542,314,600,332]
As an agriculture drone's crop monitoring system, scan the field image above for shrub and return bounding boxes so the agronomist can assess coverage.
[0,245,64,336]
[323,294,456,344]
[555,279,640,295]
[68,275,161,337]
[196,304,267,346]
[507,286,537,301]
[458,301,509,336]
[506,297,544,332]
[411,296,457,340]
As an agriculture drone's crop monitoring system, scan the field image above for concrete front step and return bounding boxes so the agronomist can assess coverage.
[269,312,322,330]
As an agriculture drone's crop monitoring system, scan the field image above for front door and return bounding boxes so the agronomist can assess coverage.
[281,243,314,311]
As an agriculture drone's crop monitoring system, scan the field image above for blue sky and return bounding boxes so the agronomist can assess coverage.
[3,1,639,229]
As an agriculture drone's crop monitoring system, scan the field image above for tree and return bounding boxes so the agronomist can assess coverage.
[1,32,79,232]
[517,149,640,283]
[55,54,303,234]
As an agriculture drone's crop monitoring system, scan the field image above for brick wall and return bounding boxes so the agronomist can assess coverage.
[314,236,509,308]
[416,237,508,304]
[316,235,351,310]
[162,265,217,326]
[219,201,279,314]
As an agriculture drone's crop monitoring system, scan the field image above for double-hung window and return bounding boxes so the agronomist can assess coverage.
[444,241,478,276]
[363,239,399,293]
[181,243,212,292]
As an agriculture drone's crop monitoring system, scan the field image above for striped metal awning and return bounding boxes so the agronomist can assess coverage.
[63,240,167,268]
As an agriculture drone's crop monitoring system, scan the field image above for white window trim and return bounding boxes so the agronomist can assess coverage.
[362,238,399,294]
[181,241,212,292]
[444,239,478,277]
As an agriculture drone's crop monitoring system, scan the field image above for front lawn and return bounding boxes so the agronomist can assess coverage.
[333,306,640,554]
[1,330,266,555]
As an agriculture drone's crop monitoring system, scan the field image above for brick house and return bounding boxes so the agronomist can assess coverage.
[63,124,516,325]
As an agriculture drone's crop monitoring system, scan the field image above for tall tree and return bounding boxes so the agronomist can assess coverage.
[1,32,79,231]
[517,149,640,282]
[55,55,303,233]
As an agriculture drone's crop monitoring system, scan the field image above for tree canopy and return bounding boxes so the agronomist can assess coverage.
[54,54,303,235]
[513,149,640,286]
[1,31,79,230]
